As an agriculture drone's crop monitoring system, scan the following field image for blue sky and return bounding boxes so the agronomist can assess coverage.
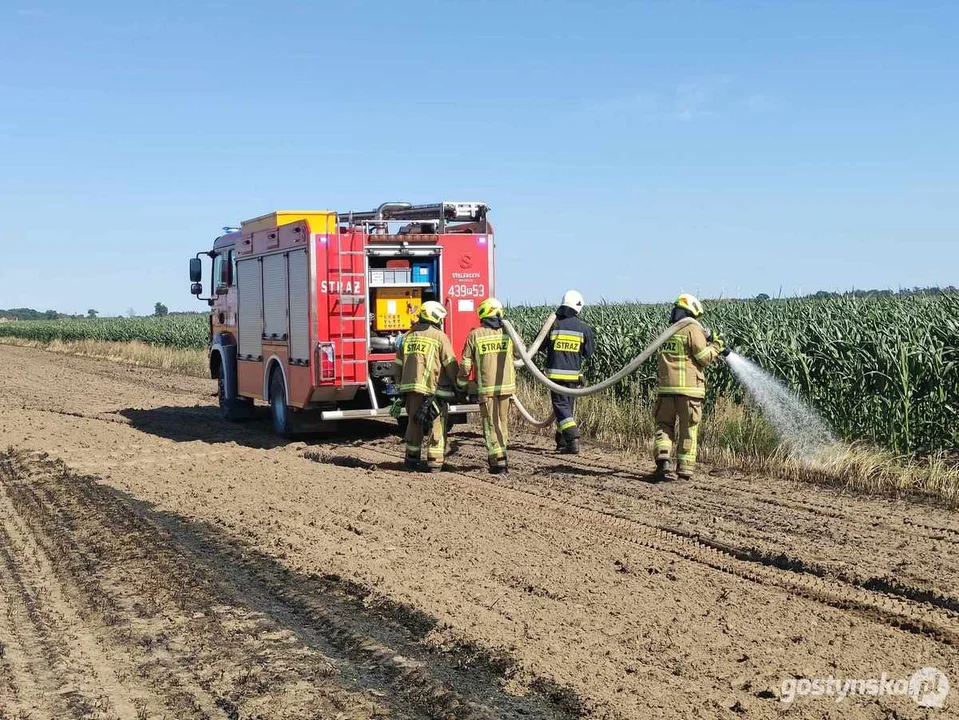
[1,0,957,315]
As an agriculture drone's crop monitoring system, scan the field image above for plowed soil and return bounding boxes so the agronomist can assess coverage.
[0,343,956,719]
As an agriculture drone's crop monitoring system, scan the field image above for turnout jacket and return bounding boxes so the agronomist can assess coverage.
[543,307,595,382]
[656,323,723,399]
[394,322,459,399]
[457,317,516,397]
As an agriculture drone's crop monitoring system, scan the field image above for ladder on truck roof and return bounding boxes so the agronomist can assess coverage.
[325,228,367,387]
[337,201,489,232]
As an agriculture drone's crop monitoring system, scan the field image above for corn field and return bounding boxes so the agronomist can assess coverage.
[3,295,957,453]
[511,293,959,454]
[0,316,208,350]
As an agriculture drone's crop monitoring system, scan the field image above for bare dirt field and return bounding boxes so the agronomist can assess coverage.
[0,343,956,719]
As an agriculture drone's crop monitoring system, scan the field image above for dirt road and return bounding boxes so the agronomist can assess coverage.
[0,344,956,719]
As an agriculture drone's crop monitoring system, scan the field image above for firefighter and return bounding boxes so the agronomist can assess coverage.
[543,290,595,454]
[393,300,459,472]
[458,297,515,474]
[654,293,728,481]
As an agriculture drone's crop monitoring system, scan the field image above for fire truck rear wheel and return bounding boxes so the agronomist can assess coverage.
[269,368,294,437]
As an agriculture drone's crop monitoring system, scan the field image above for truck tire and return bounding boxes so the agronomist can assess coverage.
[269,369,294,437]
[218,358,251,422]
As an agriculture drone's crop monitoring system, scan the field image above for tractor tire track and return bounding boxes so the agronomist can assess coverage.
[40,396,954,650]
[450,440,959,597]
[0,449,577,720]
[508,441,937,538]
[497,442,959,593]
[0,464,166,719]
[321,443,959,649]
[470,475,959,646]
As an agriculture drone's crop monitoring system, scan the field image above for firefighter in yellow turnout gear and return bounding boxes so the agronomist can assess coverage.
[458,298,516,474]
[654,294,729,481]
[394,301,459,472]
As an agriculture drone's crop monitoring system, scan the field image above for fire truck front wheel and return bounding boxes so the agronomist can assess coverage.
[269,368,294,437]
[218,360,252,422]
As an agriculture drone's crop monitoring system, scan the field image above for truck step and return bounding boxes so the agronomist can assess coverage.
[321,404,479,421]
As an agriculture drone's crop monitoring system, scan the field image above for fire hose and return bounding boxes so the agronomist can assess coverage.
[504,315,701,427]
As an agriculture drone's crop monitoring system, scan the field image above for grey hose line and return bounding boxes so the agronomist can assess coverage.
[508,313,559,428]
[504,317,700,398]
[508,313,560,429]
[510,396,555,428]
[513,312,556,368]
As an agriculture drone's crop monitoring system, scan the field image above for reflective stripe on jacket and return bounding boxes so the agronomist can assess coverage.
[457,319,516,397]
[394,322,459,397]
[543,308,595,382]
[656,323,722,398]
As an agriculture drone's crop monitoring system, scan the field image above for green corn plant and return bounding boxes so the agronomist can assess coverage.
[3,292,957,453]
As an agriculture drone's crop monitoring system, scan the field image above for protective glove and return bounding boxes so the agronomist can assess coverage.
[713,333,735,358]
[712,332,727,354]
[388,397,405,419]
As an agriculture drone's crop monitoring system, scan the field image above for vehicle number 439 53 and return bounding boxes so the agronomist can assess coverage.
[449,284,485,298]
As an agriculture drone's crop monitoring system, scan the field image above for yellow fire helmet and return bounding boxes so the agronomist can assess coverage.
[418,300,448,324]
[477,297,504,320]
[675,293,705,318]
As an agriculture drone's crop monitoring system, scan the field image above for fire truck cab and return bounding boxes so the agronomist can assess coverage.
[189,201,494,435]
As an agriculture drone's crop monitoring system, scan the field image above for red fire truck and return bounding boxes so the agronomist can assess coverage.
[189,201,494,435]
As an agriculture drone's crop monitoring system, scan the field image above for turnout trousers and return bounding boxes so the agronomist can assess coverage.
[550,381,581,448]
[479,395,511,471]
[404,393,448,470]
[653,394,702,472]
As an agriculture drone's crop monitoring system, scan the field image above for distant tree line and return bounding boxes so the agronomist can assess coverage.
[754,286,957,301]
[0,308,66,321]
[0,304,205,321]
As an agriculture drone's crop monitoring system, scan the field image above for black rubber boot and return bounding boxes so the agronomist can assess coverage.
[676,463,693,481]
[654,458,672,481]
[554,432,567,453]
[490,456,509,475]
[404,456,420,472]
[563,437,582,455]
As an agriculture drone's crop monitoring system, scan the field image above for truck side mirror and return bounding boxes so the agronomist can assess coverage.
[191,282,203,296]
[189,258,202,282]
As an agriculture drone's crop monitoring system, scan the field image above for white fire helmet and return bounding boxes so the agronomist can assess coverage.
[561,290,585,313]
